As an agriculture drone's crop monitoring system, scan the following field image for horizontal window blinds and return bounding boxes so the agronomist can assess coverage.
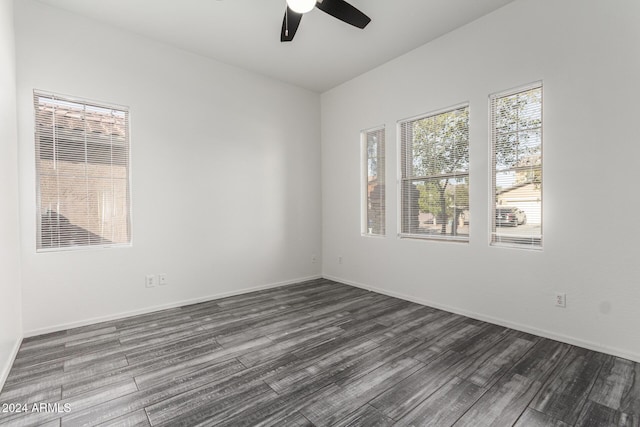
[490,83,542,248]
[400,105,470,241]
[34,91,131,251]
[363,127,385,236]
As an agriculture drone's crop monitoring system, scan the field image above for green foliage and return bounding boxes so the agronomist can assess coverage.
[404,107,469,234]
[494,88,542,171]
[417,180,469,217]
[410,107,469,178]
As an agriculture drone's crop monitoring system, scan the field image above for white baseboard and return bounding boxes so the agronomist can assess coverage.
[323,274,640,364]
[23,275,322,338]
[0,336,23,393]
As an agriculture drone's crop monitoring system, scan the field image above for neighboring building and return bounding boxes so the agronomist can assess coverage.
[496,182,541,225]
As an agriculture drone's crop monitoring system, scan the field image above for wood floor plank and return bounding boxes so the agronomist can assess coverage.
[142,351,299,426]
[530,347,610,425]
[175,384,280,427]
[511,338,572,380]
[217,310,347,347]
[62,336,223,398]
[574,400,635,427]
[18,327,118,352]
[60,358,247,427]
[134,336,272,389]
[292,293,381,323]
[374,304,435,327]
[395,376,486,427]
[590,356,634,409]
[4,360,65,387]
[123,333,220,366]
[406,321,484,363]
[61,328,204,372]
[589,356,640,419]
[452,372,541,427]
[132,345,244,391]
[264,336,381,394]
[290,321,388,361]
[147,378,277,426]
[347,296,411,322]
[422,321,483,352]
[299,357,423,427]
[2,380,138,427]
[620,362,640,424]
[63,353,129,374]
[276,412,315,427]
[212,281,329,308]
[218,336,426,427]
[117,320,205,345]
[369,350,472,420]
[266,334,423,396]
[449,323,512,358]
[95,409,151,427]
[209,382,335,427]
[457,331,536,388]
[33,420,61,427]
[0,387,62,424]
[1,355,133,403]
[453,339,571,427]
[110,308,189,331]
[513,408,570,427]
[13,344,65,365]
[399,310,465,343]
[190,305,292,337]
[12,338,123,378]
[371,308,449,342]
[333,405,395,427]
[2,279,634,427]
[237,326,343,368]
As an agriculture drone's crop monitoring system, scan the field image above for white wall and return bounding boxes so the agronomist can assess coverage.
[15,0,322,334]
[0,0,23,388]
[322,0,640,362]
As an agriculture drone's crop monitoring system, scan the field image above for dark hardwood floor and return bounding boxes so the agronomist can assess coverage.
[1,279,638,426]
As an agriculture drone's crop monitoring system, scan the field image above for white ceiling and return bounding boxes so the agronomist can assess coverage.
[35,0,516,92]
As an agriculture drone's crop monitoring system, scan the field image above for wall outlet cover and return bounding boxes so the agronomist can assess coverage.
[145,274,157,288]
[555,292,566,308]
[158,274,168,286]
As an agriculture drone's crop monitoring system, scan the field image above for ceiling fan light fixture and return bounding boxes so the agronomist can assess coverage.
[286,0,316,14]
[281,0,370,42]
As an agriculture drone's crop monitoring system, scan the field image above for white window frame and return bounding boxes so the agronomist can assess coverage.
[489,82,543,249]
[34,90,132,252]
[398,103,470,242]
[361,125,386,237]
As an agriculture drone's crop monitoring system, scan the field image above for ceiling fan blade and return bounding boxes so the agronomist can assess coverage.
[281,7,303,42]
[316,0,370,29]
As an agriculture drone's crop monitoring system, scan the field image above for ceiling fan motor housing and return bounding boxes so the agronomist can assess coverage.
[281,0,371,42]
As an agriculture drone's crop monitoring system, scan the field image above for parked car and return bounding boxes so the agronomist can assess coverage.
[495,206,527,226]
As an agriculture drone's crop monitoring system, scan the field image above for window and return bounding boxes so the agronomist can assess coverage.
[490,83,542,248]
[362,126,385,236]
[34,91,131,251]
[399,105,470,241]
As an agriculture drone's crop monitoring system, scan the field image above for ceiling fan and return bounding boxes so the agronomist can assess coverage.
[281,0,371,42]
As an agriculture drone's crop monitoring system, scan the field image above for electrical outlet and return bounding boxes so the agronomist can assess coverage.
[145,274,157,288]
[158,273,168,286]
[311,255,317,264]
[555,292,566,308]
[338,256,343,264]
